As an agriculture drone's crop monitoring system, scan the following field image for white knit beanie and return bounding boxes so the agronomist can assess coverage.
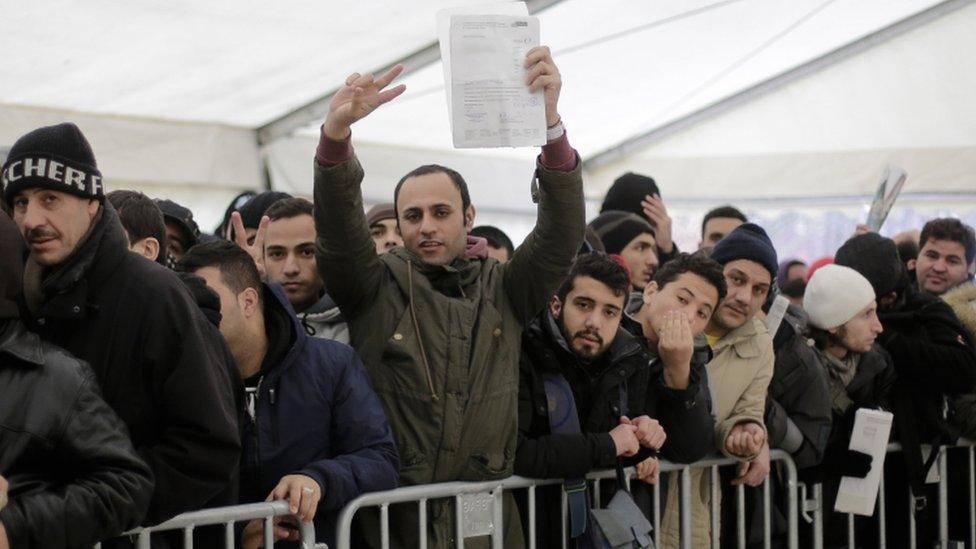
[804,264,877,330]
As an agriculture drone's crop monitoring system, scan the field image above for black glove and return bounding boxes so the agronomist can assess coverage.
[840,449,874,479]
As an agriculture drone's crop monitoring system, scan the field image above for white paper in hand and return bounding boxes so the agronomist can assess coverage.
[834,408,894,516]
[446,14,546,148]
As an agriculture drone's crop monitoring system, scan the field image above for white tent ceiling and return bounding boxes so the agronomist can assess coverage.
[3,0,975,252]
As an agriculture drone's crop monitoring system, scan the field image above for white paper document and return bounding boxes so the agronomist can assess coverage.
[865,165,908,232]
[835,408,894,516]
[444,13,546,148]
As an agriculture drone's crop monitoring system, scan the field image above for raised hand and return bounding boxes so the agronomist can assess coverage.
[231,211,268,279]
[657,311,694,389]
[725,422,766,459]
[323,65,408,140]
[524,46,562,127]
[641,194,674,254]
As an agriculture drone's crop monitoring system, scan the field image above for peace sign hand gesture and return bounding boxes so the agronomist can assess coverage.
[323,65,408,140]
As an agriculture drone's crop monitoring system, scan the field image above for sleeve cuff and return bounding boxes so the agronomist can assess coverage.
[780,418,805,454]
[539,131,577,172]
[316,126,354,166]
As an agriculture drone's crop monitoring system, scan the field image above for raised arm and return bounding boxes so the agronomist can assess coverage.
[503,47,585,325]
[313,66,407,318]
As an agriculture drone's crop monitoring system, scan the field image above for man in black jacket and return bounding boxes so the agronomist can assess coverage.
[515,253,720,546]
[0,211,154,548]
[3,123,241,525]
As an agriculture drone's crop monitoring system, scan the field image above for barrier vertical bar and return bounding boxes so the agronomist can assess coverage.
[491,488,504,549]
[711,466,720,549]
[681,467,693,549]
[263,516,274,548]
[879,472,887,549]
[455,496,464,549]
[561,488,568,549]
[737,483,746,549]
[419,499,428,549]
[654,480,661,549]
[593,478,601,508]
[847,514,855,548]
[763,478,772,549]
[183,527,193,549]
[381,502,390,549]
[136,531,150,549]
[528,487,537,549]
[908,488,917,549]
[783,458,798,549]
[224,522,234,549]
[811,483,823,549]
[970,446,975,549]
[939,448,949,547]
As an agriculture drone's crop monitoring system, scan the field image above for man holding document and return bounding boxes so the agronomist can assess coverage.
[313,45,583,548]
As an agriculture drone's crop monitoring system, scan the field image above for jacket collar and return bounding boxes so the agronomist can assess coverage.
[527,310,645,375]
[0,320,44,366]
[301,291,344,322]
[709,316,766,359]
[387,247,482,297]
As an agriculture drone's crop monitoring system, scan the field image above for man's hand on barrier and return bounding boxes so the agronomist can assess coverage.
[323,65,407,140]
[609,422,641,457]
[231,211,269,279]
[725,421,765,458]
[241,516,300,549]
[524,46,562,127]
[658,311,693,390]
[629,415,667,450]
[636,457,660,485]
[732,443,771,487]
[267,474,323,523]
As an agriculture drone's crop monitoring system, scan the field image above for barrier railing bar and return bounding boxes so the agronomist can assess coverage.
[223,522,233,549]
[491,487,504,549]
[909,487,917,549]
[879,471,887,549]
[970,446,975,549]
[763,477,771,549]
[262,516,273,548]
[940,448,949,546]
[527,486,536,549]
[183,526,193,549]
[454,494,463,549]
[848,513,856,548]
[711,465,720,549]
[419,499,428,549]
[812,483,824,549]
[680,467,692,549]
[654,481,661,549]
[560,486,567,549]
[737,483,746,549]
[381,502,390,549]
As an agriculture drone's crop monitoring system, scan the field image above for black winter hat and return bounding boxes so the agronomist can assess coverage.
[155,199,201,248]
[588,211,655,255]
[600,172,661,217]
[236,191,292,229]
[2,123,103,207]
[835,233,908,298]
[710,223,778,280]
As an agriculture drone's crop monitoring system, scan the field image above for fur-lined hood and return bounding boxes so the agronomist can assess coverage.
[943,282,976,338]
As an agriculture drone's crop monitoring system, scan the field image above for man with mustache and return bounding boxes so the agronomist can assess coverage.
[661,223,776,547]
[2,123,240,529]
[515,253,719,547]
[313,47,583,547]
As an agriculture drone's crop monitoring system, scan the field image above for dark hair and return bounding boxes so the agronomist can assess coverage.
[175,240,262,303]
[809,325,846,351]
[555,253,631,306]
[920,218,976,264]
[107,190,167,265]
[470,225,515,258]
[265,197,313,221]
[393,165,471,222]
[701,206,747,237]
[897,238,920,265]
[653,252,728,303]
[214,190,257,237]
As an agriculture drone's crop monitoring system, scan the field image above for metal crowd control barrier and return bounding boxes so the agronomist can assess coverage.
[333,449,799,549]
[803,441,976,549]
[92,500,320,549]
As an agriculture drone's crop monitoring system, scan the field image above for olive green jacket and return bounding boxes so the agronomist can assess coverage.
[314,153,584,486]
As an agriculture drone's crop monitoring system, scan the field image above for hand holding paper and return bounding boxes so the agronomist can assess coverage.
[323,65,407,140]
[524,45,561,127]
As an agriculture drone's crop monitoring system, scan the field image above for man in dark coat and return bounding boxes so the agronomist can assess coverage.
[3,123,241,525]
[0,211,154,548]
[178,241,399,548]
[516,253,721,546]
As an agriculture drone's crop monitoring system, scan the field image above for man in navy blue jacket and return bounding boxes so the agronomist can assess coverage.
[177,240,399,547]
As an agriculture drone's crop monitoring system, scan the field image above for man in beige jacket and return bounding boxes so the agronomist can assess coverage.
[662,223,776,548]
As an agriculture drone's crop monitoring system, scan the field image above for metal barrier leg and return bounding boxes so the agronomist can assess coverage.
[711,466,720,549]
[136,531,150,549]
[909,488,917,549]
[879,471,887,549]
[763,478,772,549]
[970,447,975,549]
[737,483,746,549]
[812,483,824,549]
[263,516,274,548]
[847,514,855,549]
[419,499,428,549]
[224,522,234,549]
[491,488,504,549]
[455,496,464,549]
[380,502,390,549]
[681,467,693,549]
[654,481,661,549]
[183,526,193,549]
[940,448,949,547]
[560,487,568,549]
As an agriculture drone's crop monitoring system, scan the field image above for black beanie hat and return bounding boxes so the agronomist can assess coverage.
[0,211,26,319]
[710,223,778,280]
[2,123,103,207]
[155,199,201,248]
[600,172,661,217]
[835,233,908,298]
[236,191,293,229]
[588,211,655,255]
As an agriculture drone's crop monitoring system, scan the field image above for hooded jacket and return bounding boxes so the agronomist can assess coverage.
[240,284,398,546]
[298,291,349,344]
[942,283,976,438]
[515,310,714,547]
[313,149,584,547]
[19,203,241,524]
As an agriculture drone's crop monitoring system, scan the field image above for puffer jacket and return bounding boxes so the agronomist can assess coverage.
[298,291,349,344]
[313,149,584,547]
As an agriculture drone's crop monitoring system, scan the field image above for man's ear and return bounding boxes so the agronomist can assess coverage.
[907,258,917,272]
[827,326,839,336]
[240,287,262,319]
[132,237,160,262]
[87,199,100,218]
[464,204,476,232]
[549,295,562,318]
[642,280,659,305]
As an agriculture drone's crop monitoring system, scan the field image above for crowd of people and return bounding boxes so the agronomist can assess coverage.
[2,47,976,549]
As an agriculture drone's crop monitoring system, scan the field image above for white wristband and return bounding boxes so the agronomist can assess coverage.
[546,120,565,142]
